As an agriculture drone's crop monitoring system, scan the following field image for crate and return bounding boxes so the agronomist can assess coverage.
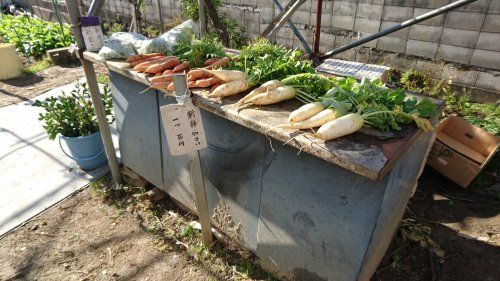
[427,116,499,187]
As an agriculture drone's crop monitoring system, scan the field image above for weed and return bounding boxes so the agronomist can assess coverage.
[97,74,110,84]
[180,223,200,240]
[22,57,53,75]
[193,242,209,260]
[391,255,402,269]
[236,259,256,278]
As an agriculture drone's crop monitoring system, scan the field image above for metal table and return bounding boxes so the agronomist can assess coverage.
[85,52,437,281]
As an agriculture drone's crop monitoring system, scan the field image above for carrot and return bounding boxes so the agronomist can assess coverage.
[208,80,249,98]
[129,55,164,67]
[151,82,172,91]
[202,69,246,82]
[127,53,162,63]
[172,62,189,73]
[210,83,220,92]
[145,57,181,74]
[244,86,295,105]
[195,77,221,88]
[187,81,197,88]
[205,57,230,69]
[133,57,170,72]
[204,58,219,66]
[314,113,364,140]
[163,69,173,75]
[188,69,211,80]
[149,74,173,83]
[278,109,337,130]
[235,80,282,106]
[288,102,325,123]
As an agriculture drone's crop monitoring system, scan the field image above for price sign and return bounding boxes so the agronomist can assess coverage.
[160,98,207,156]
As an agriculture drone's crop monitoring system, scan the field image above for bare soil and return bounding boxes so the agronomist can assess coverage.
[0,63,108,107]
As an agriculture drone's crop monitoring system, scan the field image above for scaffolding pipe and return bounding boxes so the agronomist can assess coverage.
[313,0,322,55]
[321,0,478,59]
[66,0,123,184]
[88,0,105,17]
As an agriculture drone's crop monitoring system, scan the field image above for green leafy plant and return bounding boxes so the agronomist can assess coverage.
[33,82,114,140]
[0,15,74,58]
[171,36,225,67]
[400,70,430,93]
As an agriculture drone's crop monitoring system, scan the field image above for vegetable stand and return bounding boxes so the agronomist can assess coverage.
[84,51,440,281]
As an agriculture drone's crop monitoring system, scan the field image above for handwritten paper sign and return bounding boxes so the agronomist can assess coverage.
[160,99,207,156]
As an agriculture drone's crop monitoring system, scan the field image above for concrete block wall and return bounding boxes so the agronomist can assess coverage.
[29,0,500,102]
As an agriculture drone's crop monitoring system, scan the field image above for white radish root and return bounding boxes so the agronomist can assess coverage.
[278,108,337,129]
[314,113,364,140]
[202,69,247,82]
[245,86,295,105]
[208,80,249,98]
[235,80,283,106]
[288,102,324,123]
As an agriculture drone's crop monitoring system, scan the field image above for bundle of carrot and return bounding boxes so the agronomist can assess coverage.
[165,57,231,93]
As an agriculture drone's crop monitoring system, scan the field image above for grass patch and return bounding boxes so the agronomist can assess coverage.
[97,73,110,84]
[21,57,53,75]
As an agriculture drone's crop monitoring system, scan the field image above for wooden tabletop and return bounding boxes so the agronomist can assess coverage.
[83,51,440,181]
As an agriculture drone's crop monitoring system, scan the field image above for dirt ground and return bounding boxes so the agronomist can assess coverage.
[0,165,498,281]
[0,63,108,107]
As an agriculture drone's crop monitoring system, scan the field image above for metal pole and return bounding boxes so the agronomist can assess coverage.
[198,0,206,37]
[87,0,105,16]
[321,0,478,59]
[313,0,322,55]
[271,0,319,66]
[66,0,123,184]
[156,0,164,34]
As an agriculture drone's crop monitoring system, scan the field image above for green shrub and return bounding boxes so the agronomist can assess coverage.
[0,15,74,58]
[33,82,114,140]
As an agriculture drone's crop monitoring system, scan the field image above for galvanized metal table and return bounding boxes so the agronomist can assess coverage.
[85,52,437,281]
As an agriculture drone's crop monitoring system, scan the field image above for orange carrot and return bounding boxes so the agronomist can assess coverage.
[133,57,170,72]
[210,83,221,93]
[167,82,175,91]
[205,57,229,69]
[195,77,222,88]
[129,55,164,67]
[163,69,173,75]
[127,53,162,63]
[145,57,181,74]
[204,58,219,66]
[187,81,197,88]
[151,82,172,91]
[172,62,189,73]
[188,69,211,80]
[149,74,173,83]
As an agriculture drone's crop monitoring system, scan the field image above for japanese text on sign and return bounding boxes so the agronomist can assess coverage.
[160,99,207,156]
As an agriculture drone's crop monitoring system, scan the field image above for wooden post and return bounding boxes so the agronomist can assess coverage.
[172,75,213,246]
[66,0,123,184]
[198,0,206,37]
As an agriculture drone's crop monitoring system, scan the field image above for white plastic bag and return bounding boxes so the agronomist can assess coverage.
[98,32,148,60]
[139,20,196,54]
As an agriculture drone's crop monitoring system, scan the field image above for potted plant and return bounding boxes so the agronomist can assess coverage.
[33,81,114,169]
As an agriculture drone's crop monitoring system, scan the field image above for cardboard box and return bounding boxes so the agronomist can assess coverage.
[427,116,499,187]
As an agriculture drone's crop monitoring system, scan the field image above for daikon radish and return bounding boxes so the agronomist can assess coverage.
[145,57,181,74]
[278,108,337,129]
[209,80,249,98]
[127,53,162,63]
[195,77,222,88]
[163,69,173,75]
[172,62,189,73]
[202,69,246,82]
[205,57,230,69]
[288,102,324,123]
[244,86,295,105]
[314,113,364,140]
[167,82,175,91]
[235,80,282,106]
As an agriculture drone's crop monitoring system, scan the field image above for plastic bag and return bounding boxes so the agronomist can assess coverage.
[98,32,148,60]
[139,20,196,54]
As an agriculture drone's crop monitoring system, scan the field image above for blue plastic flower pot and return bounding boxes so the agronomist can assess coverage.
[59,131,108,170]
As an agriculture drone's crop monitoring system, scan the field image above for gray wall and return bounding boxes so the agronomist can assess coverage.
[28,0,500,102]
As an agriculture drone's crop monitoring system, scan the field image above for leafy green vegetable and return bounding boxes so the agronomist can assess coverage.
[319,77,437,132]
[230,38,314,86]
[281,73,338,103]
[0,15,74,58]
[171,36,225,68]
